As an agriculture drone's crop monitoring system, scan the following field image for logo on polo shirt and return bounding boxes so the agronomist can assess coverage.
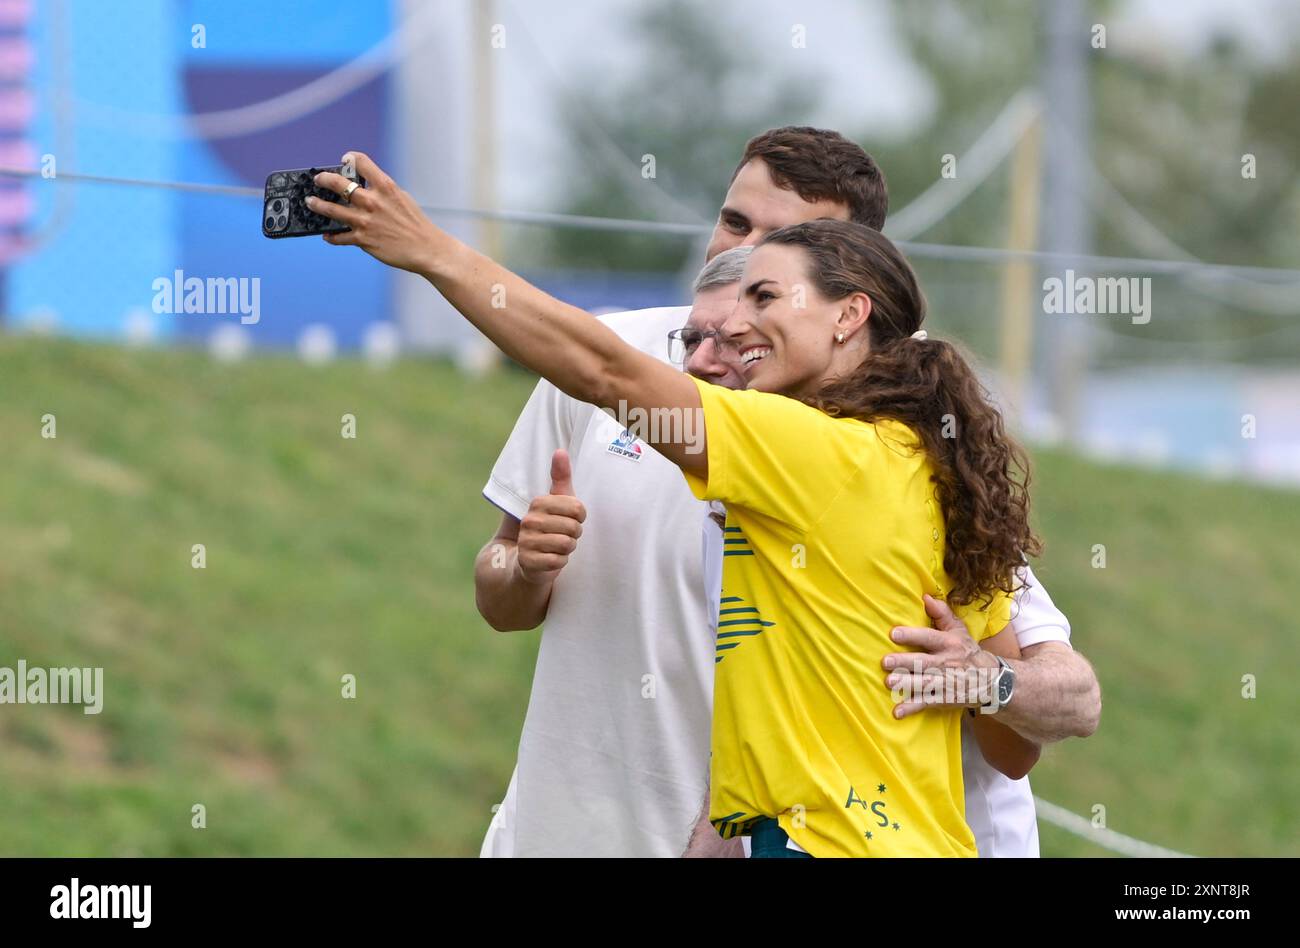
[606,428,644,461]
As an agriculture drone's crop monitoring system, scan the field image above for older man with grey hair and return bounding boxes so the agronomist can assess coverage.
[694,244,755,290]
[666,246,754,393]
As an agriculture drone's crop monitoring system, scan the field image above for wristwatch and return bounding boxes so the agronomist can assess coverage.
[986,655,1016,714]
[967,655,1013,712]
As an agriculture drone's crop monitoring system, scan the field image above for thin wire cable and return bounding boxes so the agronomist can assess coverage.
[1034,119,1300,312]
[1033,797,1194,858]
[7,165,1300,284]
[885,89,1041,242]
[1087,160,1300,314]
[67,4,444,140]
[45,4,1299,303]
[51,0,1051,235]
[897,236,1300,282]
[500,0,711,226]
[63,0,712,229]
[58,0,1033,233]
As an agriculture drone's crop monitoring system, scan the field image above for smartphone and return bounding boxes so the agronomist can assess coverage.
[261,163,365,239]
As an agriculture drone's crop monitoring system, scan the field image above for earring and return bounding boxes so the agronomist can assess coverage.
[835,332,846,344]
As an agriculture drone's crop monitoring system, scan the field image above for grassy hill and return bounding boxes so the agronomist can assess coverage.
[0,337,1295,856]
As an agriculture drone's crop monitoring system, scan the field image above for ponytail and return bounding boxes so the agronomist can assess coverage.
[760,220,1039,607]
[814,334,1039,607]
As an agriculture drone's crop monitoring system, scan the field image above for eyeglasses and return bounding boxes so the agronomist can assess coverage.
[667,328,741,365]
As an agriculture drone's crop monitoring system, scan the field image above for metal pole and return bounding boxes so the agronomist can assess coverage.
[999,114,1042,423]
[472,0,501,262]
[1038,0,1094,443]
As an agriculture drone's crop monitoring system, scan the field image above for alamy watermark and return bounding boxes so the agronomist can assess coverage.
[152,269,260,325]
[0,660,103,714]
[1042,269,1151,325]
[50,878,150,928]
[602,400,706,454]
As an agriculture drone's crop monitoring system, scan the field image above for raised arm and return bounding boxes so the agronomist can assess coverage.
[309,152,705,476]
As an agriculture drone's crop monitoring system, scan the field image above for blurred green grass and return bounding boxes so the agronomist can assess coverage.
[0,337,1295,856]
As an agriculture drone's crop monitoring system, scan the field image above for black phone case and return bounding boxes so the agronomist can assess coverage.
[262,164,366,239]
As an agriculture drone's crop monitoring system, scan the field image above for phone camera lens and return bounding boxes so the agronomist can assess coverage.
[272,199,283,212]
[277,215,287,228]
[265,216,274,230]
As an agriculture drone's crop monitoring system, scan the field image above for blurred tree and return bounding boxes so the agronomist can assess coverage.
[524,0,1300,360]
[871,0,1044,249]
[865,0,1048,356]
[879,0,1300,362]
[520,0,819,273]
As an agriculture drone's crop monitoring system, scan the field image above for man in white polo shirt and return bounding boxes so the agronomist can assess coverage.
[474,127,1100,857]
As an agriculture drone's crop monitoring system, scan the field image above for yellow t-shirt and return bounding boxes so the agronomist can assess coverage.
[683,377,1011,858]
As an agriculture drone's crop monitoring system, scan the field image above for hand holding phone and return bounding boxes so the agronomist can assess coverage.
[262,162,366,239]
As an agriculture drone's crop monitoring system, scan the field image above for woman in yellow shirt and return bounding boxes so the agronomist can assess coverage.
[310,153,1040,857]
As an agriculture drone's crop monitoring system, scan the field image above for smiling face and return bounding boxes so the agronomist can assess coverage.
[721,242,872,398]
[704,159,850,262]
[683,283,747,390]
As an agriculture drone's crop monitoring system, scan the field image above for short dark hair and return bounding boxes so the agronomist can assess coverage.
[732,127,888,230]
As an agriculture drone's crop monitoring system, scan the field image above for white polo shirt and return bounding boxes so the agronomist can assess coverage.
[479,306,714,858]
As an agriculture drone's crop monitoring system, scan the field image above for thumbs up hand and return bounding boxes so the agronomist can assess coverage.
[516,449,588,585]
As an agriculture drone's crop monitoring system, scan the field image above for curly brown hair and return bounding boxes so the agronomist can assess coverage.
[760,220,1040,607]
